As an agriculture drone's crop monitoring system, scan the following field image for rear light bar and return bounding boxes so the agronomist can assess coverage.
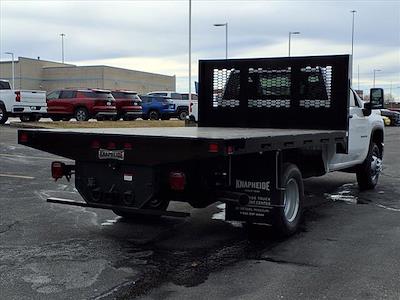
[51,161,75,181]
[15,91,21,102]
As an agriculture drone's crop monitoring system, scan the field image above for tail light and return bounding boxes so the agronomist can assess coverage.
[51,161,74,181]
[107,142,116,149]
[169,171,186,191]
[19,132,29,143]
[51,161,65,181]
[15,91,21,102]
[91,140,100,149]
[208,143,219,153]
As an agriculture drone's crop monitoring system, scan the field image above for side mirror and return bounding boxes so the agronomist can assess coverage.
[369,88,385,109]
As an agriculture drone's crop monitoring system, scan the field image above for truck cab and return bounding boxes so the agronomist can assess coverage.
[0,79,47,124]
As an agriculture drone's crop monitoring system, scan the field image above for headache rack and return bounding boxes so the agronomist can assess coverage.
[198,54,351,131]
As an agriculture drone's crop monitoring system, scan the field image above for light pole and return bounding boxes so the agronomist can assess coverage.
[288,31,300,57]
[350,10,356,84]
[4,52,15,89]
[373,69,381,88]
[213,23,228,59]
[188,0,192,106]
[60,33,66,63]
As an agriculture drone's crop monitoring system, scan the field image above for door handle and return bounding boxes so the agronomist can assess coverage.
[349,115,353,119]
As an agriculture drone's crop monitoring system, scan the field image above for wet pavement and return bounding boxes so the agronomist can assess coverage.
[1,126,399,299]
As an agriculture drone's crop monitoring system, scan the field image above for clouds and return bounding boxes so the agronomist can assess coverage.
[1,0,399,95]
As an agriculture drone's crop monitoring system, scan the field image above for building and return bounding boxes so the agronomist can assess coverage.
[0,57,176,93]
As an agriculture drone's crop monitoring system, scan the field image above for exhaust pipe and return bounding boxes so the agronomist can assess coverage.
[216,191,250,206]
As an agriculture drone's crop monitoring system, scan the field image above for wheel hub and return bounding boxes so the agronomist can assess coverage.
[283,178,300,223]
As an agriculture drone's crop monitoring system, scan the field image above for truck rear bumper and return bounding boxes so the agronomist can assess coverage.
[12,105,47,114]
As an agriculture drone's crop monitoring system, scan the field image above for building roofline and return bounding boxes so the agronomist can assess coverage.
[42,64,175,78]
[0,56,75,66]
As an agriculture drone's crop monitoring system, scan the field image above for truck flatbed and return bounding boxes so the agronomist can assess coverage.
[19,127,346,165]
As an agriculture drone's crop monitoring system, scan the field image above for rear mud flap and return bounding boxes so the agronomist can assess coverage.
[226,152,282,224]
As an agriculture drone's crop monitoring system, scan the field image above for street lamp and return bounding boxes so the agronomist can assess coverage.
[188,0,192,105]
[350,10,356,84]
[213,23,228,59]
[60,33,66,63]
[373,69,381,88]
[4,52,15,89]
[288,31,300,57]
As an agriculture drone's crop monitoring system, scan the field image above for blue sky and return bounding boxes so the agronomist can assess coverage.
[1,0,399,98]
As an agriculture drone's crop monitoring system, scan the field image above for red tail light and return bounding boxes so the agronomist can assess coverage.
[169,171,186,191]
[107,142,116,150]
[124,143,132,150]
[15,91,21,102]
[91,140,100,149]
[19,132,29,143]
[208,143,219,153]
[51,161,65,181]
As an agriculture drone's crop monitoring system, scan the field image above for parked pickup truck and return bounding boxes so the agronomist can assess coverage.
[18,55,385,236]
[0,80,47,124]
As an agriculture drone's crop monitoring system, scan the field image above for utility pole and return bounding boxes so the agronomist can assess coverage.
[373,69,381,88]
[288,31,300,57]
[350,10,356,84]
[213,23,228,59]
[188,0,192,107]
[60,33,66,63]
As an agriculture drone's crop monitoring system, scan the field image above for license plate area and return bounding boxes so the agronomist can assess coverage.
[98,149,125,161]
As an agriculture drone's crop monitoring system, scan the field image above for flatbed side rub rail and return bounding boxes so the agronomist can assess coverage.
[198,55,350,131]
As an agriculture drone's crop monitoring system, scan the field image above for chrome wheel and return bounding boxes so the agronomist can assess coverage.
[75,109,88,121]
[283,178,300,223]
[371,147,382,183]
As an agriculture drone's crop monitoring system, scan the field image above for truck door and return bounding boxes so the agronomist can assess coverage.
[329,89,370,168]
[348,89,370,162]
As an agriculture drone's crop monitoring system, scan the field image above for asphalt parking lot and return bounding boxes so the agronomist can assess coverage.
[1,125,399,300]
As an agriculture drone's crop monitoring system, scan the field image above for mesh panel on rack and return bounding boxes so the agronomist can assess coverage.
[299,66,332,108]
[248,67,292,108]
[212,68,240,108]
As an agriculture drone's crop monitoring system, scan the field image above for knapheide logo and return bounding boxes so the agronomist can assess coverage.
[235,179,270,191]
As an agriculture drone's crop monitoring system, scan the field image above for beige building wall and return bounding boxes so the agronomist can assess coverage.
[0,57,175,93]
[0,57,72,90]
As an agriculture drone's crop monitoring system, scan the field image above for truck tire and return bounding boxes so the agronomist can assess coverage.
[149,110,159,120]
[112,198,170,220]
[0,105,8,124]
[178,110,188,120]
[356,142,382,190]
[272,163,304,236]
[75,107,89,121]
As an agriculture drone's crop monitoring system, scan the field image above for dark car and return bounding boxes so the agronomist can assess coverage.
[381,109,400,126]
[111,90,142,121]
[139,95,176,120]
[46,88,117,121]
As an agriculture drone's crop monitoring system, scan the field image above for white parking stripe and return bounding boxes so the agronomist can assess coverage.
[0,153,66,161]
[0,173,35,179]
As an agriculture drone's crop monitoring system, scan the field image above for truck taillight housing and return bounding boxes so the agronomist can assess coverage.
[15,91,21,102]
[208,143,219,153]
[19,132,29,143]
[51,161,65,181]
[169,171,186,191]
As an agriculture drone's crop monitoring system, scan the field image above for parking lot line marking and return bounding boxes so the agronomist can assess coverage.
[0,173,35,179]
[0,153,65,161]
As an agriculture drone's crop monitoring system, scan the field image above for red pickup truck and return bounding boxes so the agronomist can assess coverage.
[111,90,142,120]
[46,88,117,121]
